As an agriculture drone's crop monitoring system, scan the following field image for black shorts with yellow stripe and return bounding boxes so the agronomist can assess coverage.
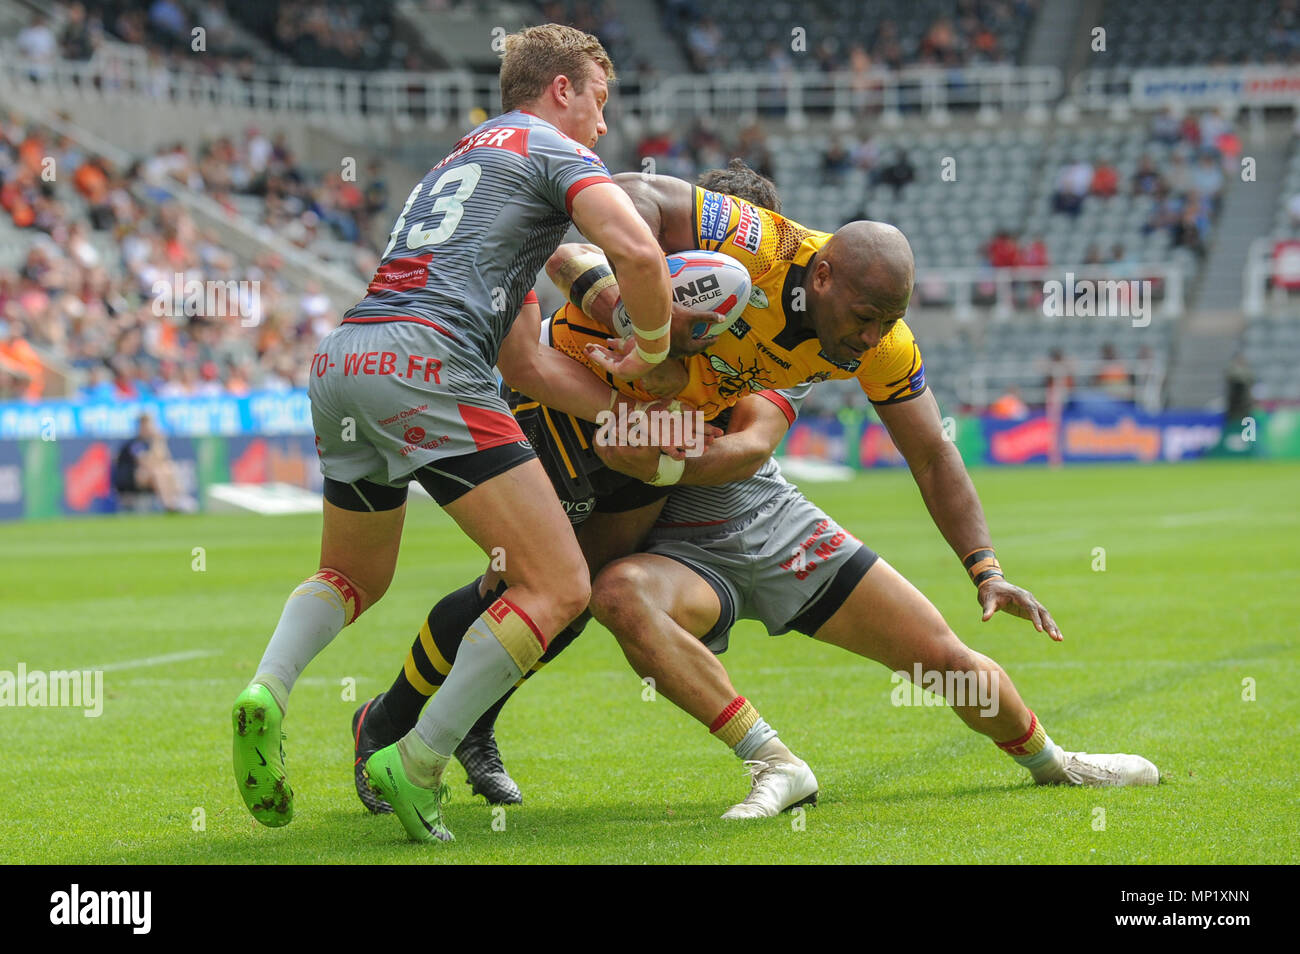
[506,384,671,525]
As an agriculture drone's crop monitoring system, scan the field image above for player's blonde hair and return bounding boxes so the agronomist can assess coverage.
[499,23,615,113]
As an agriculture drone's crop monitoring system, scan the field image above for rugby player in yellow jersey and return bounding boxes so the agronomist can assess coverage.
[353,164,1158,821]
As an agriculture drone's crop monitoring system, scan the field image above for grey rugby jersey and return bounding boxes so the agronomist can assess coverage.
[344,110,612,366]
[657,383,814,527]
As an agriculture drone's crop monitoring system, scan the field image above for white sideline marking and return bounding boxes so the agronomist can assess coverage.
[1156,509,1253,527]
[92,649,220,672]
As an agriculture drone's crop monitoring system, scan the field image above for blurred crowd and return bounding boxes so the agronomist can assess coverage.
[667,0,1038,74]
[12,0,434,78]
[135,129,386,266]
[0,115,348,401]
[1046,109,1242,262]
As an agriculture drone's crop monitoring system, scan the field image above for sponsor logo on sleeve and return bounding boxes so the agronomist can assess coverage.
[573,144,610,174]
[733,203,762,254]
[699,191,731,243]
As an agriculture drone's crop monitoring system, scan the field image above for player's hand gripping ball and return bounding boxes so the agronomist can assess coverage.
[612,250,752,341]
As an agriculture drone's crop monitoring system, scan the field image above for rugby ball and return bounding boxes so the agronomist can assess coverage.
[612,250,752,341]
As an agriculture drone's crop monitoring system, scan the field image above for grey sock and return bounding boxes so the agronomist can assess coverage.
[255,578,348,698]
[412,616,524,756]
[734,716,780,761]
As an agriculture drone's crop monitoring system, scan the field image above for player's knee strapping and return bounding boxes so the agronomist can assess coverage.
[473,596,547,674]
[306,568,362,626]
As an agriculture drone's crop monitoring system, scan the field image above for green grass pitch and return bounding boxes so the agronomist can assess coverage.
[1,459,1296,864]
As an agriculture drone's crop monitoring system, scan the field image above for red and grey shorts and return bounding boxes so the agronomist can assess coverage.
[309,316,535,510]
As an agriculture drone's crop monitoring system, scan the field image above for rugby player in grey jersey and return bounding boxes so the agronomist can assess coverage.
[231,24,696,843]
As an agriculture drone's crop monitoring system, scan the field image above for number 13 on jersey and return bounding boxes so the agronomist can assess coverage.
[381,163,483,259]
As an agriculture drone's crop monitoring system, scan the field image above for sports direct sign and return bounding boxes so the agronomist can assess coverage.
[1129,66,1300,107]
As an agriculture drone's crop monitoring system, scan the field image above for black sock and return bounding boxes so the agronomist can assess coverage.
[374,576,501,736]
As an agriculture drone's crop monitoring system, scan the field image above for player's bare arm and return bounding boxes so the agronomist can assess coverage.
[569,181,673,377]
[545,242,713,398]
[594,392,790,484]
[496,297,622,421]
[612,171,698,252]
[875,389,1063,641]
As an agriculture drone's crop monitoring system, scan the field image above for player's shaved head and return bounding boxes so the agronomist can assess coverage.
[822,220,914,311]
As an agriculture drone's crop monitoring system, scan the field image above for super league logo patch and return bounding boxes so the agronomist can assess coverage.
[573,144,609,173]
[699,190,731,244]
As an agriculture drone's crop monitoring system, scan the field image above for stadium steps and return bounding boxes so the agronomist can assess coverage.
[394,1,531,71]
[615,0,688,74]
[1023,0,1087,76]
[1194,128,1291,312]
[1165,310,1244,410]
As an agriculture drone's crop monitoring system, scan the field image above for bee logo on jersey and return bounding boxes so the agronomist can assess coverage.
[699,190,731,244]
[709,354,772,399]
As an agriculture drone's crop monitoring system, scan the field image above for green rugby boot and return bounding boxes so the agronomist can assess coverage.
[364,742,454,842]
[231,683,293,827]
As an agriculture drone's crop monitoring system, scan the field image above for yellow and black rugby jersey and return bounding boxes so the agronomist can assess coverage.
[546,186,927,421]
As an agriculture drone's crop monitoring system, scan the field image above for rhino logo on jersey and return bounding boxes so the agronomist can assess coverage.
[749,288,769,309]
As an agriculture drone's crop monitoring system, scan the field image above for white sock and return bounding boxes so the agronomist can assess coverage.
[397,731,450,789]
[254,577,349,702]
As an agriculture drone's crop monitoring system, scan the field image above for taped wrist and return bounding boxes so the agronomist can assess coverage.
[647,452,686,486]
[634,340,669,365]
[553,251,618,315]
[963,547,1004,587]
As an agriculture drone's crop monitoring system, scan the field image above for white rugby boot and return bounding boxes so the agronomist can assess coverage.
[1036,749,1160,787]
[721,745,819,819]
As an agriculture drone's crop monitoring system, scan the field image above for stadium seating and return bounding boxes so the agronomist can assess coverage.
[664,0,1040,71]
[1096,0,1294,67]
[1242,314,1300,404]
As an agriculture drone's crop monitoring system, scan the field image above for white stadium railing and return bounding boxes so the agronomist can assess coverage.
[1243,237,1300,317]
[1071,65,1300,111]
[956,356,1166,414]
[913,262,1186,321]
[0,45,1061,127]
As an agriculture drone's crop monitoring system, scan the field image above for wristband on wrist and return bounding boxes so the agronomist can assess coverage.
[962,547,1004,587]
[634,341,669,365]
[647,452,686,486]
[633,318,671,340]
